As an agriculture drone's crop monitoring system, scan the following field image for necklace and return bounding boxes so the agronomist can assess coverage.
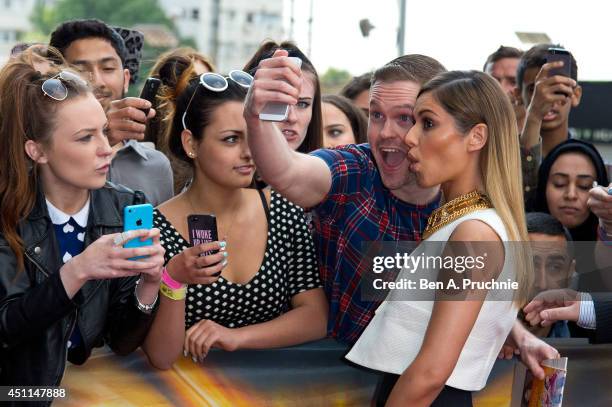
[186,189,241,242]
[423,190,493,239]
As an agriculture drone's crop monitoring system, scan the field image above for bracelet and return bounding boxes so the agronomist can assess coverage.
[598,225,612,245]
[160,281,187,301]
[134,278,158,314]
[162,267,185,290]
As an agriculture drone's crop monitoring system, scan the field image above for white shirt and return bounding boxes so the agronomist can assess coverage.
[346,209,518,391]
[578,292,597,329]
[45,198,90,227]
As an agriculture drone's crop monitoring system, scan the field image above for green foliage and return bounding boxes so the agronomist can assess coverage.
[320,67,352,94]
[30,0,174,36]
[30,0,58,36]
[29,0,189,97]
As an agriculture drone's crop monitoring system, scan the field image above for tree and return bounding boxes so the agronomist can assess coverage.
[30,0,58,37]
[320,67,352,94]
[29,0,193,95]
[31,0,175,36]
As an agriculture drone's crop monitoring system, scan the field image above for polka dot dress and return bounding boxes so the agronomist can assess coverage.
[154,190,321,329]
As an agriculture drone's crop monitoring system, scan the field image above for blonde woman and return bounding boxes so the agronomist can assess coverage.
[346,71,531,406]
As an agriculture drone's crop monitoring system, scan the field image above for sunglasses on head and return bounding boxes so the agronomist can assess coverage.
[181,70,253,131]
[41,70,87,101]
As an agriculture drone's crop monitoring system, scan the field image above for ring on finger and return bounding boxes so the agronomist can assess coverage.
[113,232,126,246]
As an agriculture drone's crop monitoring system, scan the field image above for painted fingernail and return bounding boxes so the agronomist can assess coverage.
[184,350,188,358]
[222,259,228,267]
[223,251,228,258]
[192,356,197,363]
[219,241,227,248]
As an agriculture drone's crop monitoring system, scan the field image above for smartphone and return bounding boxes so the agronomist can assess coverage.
[259,57,303,122]
[188,214,221,276]
[188,213,221,250]
[139,77,162,116]
[546,48,572,78]
[123,204,153,259]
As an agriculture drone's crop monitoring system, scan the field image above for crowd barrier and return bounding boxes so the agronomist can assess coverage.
[56,338,612,406]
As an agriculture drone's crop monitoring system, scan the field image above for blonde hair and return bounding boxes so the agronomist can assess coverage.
[420,70,532,304]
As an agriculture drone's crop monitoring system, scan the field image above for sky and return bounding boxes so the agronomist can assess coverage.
[282,0,612,81]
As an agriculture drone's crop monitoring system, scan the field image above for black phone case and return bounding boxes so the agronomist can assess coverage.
[139,77,162,115]
[546,51,571,78]
[188,214,219,256]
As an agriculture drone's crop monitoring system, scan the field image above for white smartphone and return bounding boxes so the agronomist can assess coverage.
[259,57,302,122]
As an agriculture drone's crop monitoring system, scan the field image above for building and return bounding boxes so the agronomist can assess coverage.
[159,0,284,73]
[0,0,36,66]
[1,0,284,75]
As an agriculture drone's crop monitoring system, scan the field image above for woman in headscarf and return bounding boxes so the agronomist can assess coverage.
[534,138,609,295]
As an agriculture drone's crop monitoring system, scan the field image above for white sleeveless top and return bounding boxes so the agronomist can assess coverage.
[345,209,518,391]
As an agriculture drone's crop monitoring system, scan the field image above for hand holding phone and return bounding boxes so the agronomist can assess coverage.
[188,214,225,277]
[526,55,576,122]
[106,97,155,145]
[139,77,162,116]
[123,204,153,259]
[545,48,572,78]
[188,214,218,253]
[259,57,302,122]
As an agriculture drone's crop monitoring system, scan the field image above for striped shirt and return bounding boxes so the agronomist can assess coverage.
[578,291,597,329]
[310,144,440,344]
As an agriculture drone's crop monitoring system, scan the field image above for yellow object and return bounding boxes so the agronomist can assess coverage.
[160,281,187,301]
[423,190,493,239]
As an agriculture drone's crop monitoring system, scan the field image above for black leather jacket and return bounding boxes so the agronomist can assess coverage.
[0,182,158,393]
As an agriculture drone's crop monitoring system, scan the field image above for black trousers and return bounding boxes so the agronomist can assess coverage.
[374,373,473,407]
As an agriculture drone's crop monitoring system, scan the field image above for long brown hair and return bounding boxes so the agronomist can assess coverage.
[244,40,323,153]
[0,47,89,271]
[419,70,532,304]
[321,94,368,144]
[144,48,216,193]
[145,47,215,148]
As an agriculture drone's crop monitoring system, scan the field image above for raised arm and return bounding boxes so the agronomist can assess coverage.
[518,62,577,152]
[243,49,331,208]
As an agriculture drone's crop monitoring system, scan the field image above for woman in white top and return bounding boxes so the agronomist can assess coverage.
[346,71,531,406]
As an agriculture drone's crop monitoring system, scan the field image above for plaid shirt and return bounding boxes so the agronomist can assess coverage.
[310,144,440,344]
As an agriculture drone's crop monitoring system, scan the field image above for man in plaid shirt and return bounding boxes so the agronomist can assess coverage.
[245,50,566,379]
[244,53,444,344]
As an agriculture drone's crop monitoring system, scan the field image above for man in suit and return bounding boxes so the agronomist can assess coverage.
[524,288,612,343]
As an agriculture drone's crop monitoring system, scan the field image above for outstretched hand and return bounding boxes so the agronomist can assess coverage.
[243,49,302,121]
[523,288,581,327]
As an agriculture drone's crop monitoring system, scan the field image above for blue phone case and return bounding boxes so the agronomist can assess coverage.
[123,204,153,258]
